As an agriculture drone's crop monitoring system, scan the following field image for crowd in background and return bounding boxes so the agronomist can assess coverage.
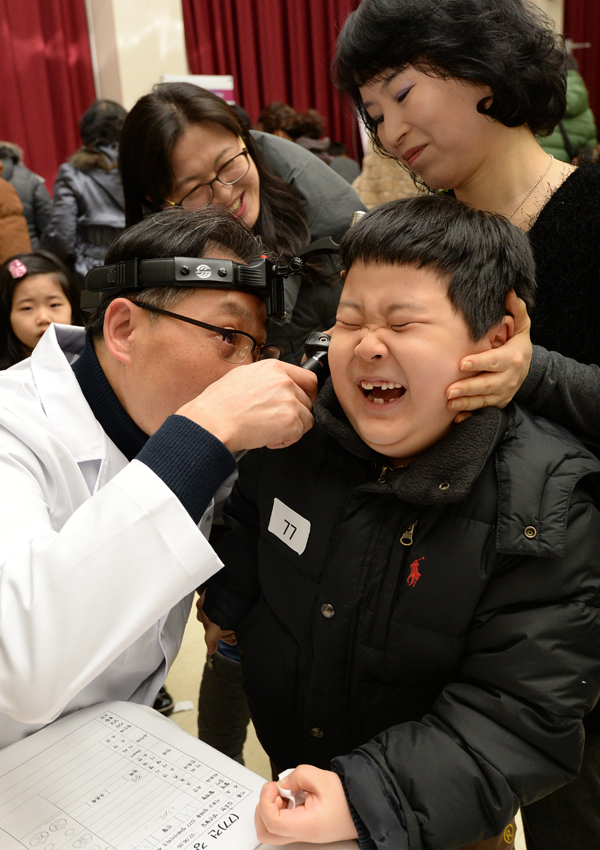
[0,86,427,369]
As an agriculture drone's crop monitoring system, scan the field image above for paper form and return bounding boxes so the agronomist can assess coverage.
[0,701,265,850]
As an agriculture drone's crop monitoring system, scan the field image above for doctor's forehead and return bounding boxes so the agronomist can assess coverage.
[183,288,268,328]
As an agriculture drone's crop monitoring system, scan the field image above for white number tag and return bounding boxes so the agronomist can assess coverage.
[268,498,311,555]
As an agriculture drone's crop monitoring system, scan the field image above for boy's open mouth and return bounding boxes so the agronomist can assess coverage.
[359,380,406,405]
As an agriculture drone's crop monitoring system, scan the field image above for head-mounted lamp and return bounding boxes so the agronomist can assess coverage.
[82,237,340,322]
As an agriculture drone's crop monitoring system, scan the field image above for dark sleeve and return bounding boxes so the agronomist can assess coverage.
[203,450,263,627]
[32,180,52,240]
[333,489,600,850]
[516,345,600,449]
[41,165,79,259]
[136,414,237,525]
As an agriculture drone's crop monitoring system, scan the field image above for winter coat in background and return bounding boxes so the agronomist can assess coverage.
[205,383,600,850]
[0,149,51,250]
[42,145,125,284]
[352,138,420,209]
[538,69,598,163]
[0,162,32,263]
[293,135,332,164]
[330,155,361,184]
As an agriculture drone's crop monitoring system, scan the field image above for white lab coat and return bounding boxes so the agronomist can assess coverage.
[0,325,222,748]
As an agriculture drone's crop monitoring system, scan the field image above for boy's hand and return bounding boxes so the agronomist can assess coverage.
[446,292,532,423]
[254,765,358,845]
[195,593,236,655]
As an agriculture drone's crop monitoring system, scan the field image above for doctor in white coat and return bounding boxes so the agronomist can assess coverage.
[0,206,317,748]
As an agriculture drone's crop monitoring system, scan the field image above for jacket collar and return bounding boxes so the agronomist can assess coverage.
[72,334,148,461]
[314,378,504,505]
[30,325,111,463]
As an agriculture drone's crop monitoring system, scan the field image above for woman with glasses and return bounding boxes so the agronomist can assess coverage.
[119,82,365,365]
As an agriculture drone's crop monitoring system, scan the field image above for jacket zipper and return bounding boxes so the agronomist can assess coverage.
[377,464,395,483]
[400,520,418,546]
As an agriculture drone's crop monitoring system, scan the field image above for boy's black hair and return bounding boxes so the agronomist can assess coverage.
[86,206,265,339]
[334,0,566,153]
[339,194,536,341]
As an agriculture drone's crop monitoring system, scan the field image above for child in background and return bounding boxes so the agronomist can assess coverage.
[203,196,600,850]
[0,251,85,369]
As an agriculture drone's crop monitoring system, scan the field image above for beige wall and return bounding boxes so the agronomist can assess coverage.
[533,0,564,31]
[85,0,189,109]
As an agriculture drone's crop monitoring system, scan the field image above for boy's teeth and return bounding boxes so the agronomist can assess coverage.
[361,380,402,390]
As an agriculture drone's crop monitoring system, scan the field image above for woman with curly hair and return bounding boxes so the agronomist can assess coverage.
[332,2,600,849]
[336,0,600,428]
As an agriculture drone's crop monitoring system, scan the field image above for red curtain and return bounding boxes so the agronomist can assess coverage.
[0,0,96,192]
[563,0,600,131]
[181,0,362,158]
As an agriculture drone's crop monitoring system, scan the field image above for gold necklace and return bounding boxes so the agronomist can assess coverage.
[508,155,554,220]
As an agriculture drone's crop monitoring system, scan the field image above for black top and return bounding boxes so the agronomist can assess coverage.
[528,163,600,364]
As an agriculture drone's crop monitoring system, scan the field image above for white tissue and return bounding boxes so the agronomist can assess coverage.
[277,768,307,810]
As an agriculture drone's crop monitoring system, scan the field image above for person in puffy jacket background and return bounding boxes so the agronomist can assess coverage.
[0,163,31,264]
[0,142,51,249]
[538,53,598,163]
[42,100,127,284]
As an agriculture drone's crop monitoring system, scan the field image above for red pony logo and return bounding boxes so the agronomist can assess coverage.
[407,556,425,587]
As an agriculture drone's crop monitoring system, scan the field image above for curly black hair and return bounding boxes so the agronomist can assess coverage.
[334,0,566,150]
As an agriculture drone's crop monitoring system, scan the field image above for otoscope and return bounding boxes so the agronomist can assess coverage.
[302,330,331,390]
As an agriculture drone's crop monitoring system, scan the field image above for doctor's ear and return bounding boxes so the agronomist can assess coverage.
[102,298,144,365]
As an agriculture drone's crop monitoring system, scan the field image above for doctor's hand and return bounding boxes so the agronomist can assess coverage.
[196,593,236,655]
[446,291,532,423]
[176,359,318,454]
[255,765,359,846]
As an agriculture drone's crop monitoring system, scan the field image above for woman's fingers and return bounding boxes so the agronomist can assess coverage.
[446,293,532,413]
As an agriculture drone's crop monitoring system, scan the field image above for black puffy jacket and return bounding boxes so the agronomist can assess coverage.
[206,388,600,850]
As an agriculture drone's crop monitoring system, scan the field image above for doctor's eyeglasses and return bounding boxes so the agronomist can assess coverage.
[136,302,281,364]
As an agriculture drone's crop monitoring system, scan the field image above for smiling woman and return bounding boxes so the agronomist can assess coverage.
[120,83,365,364]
